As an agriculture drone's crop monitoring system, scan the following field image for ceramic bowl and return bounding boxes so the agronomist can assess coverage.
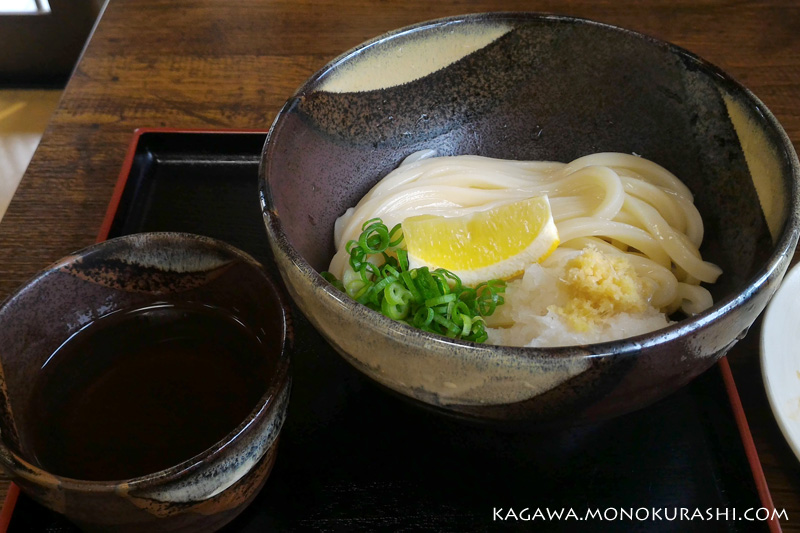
[259,13,800,426]
[0,233,292,532]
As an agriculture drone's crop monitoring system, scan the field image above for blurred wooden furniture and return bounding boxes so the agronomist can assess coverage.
[0,0,101,86]
[0,0,798,529]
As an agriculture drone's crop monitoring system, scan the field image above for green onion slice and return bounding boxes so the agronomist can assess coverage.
[320,218,506,343]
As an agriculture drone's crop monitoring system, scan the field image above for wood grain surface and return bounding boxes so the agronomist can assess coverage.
[0,0,798,530]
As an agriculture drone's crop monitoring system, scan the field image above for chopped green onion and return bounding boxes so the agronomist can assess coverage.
[320,217,506,343]
[321,271,344,292]
[425,293,457,307]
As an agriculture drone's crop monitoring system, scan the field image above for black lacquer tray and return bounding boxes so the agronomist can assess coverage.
[3,130,776,532]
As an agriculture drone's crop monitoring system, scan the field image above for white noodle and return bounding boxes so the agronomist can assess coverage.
[329,152,721,316]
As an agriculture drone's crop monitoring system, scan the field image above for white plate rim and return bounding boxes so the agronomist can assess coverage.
[760,261,800,463]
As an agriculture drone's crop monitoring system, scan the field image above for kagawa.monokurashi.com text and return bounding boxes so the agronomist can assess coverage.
[493,507,788,523]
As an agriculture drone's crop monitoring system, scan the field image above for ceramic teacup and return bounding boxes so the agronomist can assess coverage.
[0,232,292,532]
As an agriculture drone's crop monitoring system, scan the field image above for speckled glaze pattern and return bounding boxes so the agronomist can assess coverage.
[260,13,800,426]
[0,233,292,532]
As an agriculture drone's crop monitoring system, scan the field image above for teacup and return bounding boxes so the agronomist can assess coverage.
[0,232,292,532]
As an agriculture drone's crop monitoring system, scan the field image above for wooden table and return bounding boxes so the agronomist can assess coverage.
[1,0,798,529]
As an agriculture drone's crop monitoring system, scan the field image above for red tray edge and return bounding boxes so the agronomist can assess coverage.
[718,356,782,533]
[0,485,19,532]
[96,127,271,242]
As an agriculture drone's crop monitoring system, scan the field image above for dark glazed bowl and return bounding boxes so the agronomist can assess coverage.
[0,233,292,532]
[259,13,800,426]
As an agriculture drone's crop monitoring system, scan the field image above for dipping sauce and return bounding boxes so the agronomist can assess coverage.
[26,303,276,481]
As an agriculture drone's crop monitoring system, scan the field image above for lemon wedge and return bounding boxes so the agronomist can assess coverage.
[402,196,560,286]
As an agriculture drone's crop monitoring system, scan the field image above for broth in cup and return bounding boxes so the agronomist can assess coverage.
[27,302,278,482]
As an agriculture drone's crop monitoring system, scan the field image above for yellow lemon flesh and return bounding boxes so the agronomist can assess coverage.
[402,196,560,286]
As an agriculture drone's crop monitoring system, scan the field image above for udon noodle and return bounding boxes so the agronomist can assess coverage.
[329,151,721,341]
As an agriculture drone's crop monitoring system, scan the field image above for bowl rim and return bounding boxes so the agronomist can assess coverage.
[0,231,293,492]
[259,12,800,361]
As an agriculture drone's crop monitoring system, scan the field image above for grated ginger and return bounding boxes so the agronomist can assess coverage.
[552,247,654,332]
